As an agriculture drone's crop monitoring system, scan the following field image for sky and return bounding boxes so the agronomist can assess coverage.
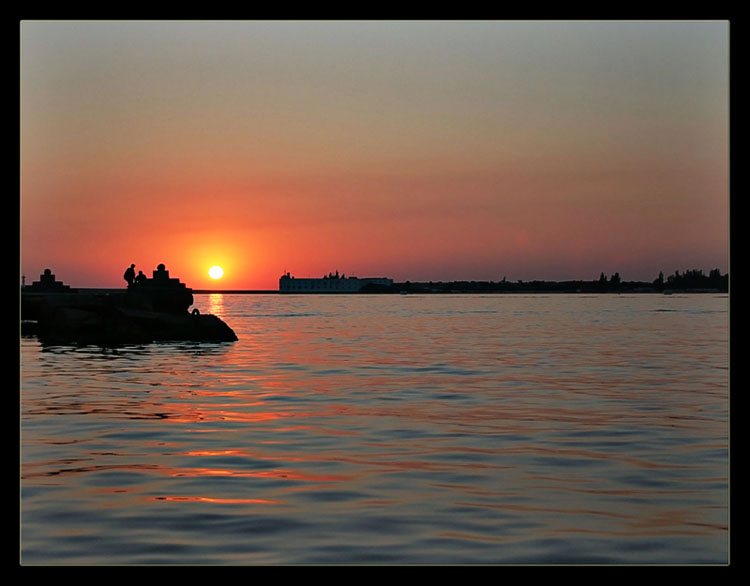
[20,20,729,290]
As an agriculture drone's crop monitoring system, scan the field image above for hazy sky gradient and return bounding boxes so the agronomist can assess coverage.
[21,20,728,289]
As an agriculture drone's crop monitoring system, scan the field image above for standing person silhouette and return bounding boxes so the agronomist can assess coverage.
[123,264,136,287]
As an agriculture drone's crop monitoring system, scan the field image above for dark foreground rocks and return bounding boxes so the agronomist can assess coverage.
[25,303,237,346]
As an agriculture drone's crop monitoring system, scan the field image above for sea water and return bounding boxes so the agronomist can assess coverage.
[20,293,729,564]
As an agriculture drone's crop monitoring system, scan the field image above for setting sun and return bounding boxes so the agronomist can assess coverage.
[208,265,224,280]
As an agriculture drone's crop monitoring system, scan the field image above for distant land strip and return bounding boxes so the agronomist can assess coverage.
[243,269,729,294]
[67,269,729,296]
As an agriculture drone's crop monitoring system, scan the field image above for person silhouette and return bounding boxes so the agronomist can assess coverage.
[153,263,169,282]
[123,264,136,287]
[134,270,147,285]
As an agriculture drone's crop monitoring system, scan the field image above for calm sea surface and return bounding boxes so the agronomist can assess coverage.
[20,293,729,565]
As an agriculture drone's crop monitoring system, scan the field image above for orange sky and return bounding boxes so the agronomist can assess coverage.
[21,20,729,290]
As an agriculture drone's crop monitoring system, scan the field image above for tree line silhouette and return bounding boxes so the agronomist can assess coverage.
[359,268,728,294]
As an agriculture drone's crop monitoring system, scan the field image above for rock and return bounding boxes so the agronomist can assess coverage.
[33,305,237,346]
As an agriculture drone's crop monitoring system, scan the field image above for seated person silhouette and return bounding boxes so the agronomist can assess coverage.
[134,270,147,285]
[153,263,169,281]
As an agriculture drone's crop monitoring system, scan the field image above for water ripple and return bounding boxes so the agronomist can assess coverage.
[21,294,728,564]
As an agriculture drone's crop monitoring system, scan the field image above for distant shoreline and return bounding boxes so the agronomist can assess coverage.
[23,268,728,297]
[62,288,726,296]
[29,270,727,296]
[199,289,726,295]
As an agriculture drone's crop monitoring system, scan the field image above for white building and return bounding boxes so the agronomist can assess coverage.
[279,272,393,293]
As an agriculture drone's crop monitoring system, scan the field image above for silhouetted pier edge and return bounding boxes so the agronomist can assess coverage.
[21,267,238,345]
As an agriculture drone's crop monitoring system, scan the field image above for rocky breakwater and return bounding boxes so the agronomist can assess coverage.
[21,267,238,345]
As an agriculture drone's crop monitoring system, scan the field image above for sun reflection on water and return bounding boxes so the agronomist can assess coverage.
[206,293,225,318]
